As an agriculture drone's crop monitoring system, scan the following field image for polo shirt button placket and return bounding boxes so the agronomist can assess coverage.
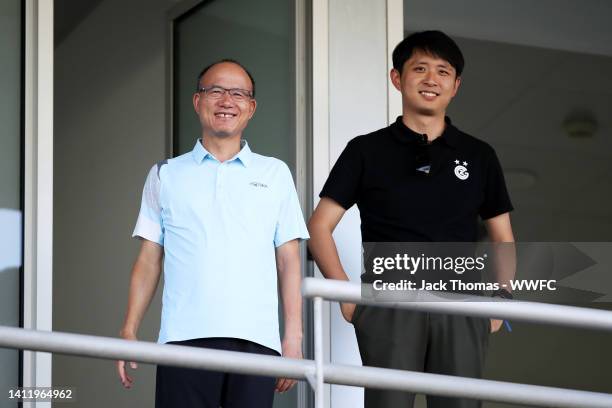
[216,163,224,199]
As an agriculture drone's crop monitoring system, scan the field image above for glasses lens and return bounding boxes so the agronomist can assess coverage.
[229,89,248,101]
[206,87,225,98]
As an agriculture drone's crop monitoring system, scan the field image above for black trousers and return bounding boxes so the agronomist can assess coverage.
[352,306,490,408]
[155,337,279,408]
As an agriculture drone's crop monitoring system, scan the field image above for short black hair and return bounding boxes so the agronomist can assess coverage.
[196,59,256,97]
[392,30,464,77]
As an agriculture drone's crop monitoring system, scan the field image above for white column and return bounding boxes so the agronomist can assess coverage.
[24,1,54,406]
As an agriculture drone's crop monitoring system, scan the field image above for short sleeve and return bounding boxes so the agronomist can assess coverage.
[132,164,164,245]
[479,147,514,220]
[274,163,309,247]
[319,139,363,209]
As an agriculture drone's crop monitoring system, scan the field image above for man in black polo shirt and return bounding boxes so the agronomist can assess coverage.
[307,31,515,408]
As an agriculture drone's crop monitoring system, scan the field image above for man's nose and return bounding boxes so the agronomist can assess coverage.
[424,71,437,85]
[218,92,234,106]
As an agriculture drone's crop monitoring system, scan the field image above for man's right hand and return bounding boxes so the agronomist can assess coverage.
[117,331,138,389]
[340,302,357,323]
[117,240,163,389]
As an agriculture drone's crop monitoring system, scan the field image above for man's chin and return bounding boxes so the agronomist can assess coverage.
[203,123,245,139]
[414,107,439,117]
[211,128,238,138]
[404,100,443,117]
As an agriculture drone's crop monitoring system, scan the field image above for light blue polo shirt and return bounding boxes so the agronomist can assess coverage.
[133,139,309,353]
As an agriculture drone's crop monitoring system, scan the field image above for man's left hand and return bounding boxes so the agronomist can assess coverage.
[275,336,303,393]
[490,319,504,333]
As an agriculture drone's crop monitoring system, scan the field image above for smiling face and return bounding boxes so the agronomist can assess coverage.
[390,49,460,118]
[193,62,257,140]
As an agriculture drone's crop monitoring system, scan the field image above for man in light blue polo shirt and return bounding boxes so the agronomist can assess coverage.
[116,59,309,408]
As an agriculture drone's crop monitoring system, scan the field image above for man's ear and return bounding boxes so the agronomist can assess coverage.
[452,76,461,97]
[193,92,201,113]
[247,98,257,119]
[390,68,402,91]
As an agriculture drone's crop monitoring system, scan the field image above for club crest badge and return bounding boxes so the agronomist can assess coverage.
[453,159,469,180]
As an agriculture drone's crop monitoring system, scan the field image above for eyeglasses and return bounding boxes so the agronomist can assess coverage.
[198,85,253,102]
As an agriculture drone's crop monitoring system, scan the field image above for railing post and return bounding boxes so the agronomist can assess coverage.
[313,296,324,408]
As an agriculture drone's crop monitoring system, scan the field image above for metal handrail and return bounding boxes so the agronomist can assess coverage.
[302,277,612,331]
[1,325,612,407]
[0,278,611,407]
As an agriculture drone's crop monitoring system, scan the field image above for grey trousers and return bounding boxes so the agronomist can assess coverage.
[352,305,490,408]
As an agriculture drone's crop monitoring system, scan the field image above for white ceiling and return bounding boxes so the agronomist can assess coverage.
[404,0,612,57]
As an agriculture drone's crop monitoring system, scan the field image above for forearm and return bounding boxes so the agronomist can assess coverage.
[491,241,516,289]
[307,224,349,281]
[277,246,303,339]
[121,248,162,336]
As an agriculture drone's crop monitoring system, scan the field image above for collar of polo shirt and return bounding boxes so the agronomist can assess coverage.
[390,116,460,149]
[191,138,252,167]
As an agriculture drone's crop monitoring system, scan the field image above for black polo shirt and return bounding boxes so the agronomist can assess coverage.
[320,116,513,242]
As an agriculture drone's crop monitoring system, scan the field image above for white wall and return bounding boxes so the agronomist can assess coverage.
[54,0,174,406]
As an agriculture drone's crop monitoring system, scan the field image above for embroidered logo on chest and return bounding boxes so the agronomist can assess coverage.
[453,159,469,180]
[249,181,268,188]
